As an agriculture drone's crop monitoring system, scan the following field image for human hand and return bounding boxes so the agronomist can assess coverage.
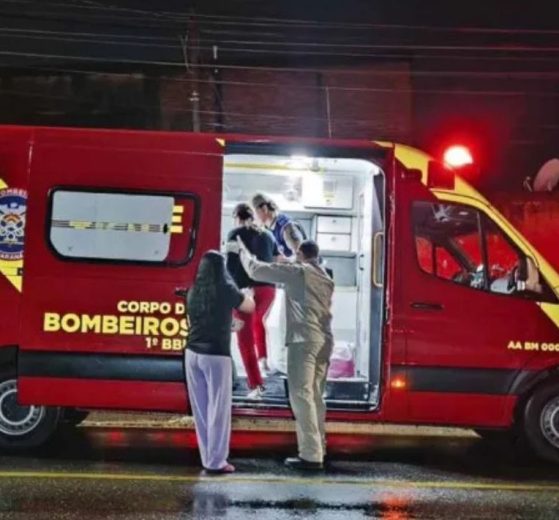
[241,287,254,298]
[225,240,240,254]
[231,317,244,332]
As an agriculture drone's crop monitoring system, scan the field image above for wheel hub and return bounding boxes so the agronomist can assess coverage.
[540,396,559,450]
[0,379,45,436]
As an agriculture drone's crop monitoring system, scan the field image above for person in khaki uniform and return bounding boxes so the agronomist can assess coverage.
[236,237,334,470]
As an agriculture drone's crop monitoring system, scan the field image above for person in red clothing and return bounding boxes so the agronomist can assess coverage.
[226,203,278,399]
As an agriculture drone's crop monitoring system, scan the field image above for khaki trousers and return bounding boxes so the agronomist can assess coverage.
[287,340,332,463]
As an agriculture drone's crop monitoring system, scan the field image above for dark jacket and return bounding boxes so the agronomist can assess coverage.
[226,226,278,288]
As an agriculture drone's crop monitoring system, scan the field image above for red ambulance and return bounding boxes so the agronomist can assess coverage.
[1,125,558,463]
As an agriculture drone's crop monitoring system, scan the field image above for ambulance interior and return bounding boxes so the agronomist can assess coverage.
[222,153,385,410]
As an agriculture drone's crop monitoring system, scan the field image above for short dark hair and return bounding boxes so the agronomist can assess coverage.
[233,203,254,221]
[298,240,320,260]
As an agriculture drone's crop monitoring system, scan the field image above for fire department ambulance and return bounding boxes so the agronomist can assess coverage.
[1,125,559,463]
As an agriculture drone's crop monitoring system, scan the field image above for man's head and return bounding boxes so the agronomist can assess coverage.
[232,203,254,227]
[251,193,278,226]
[296,240,320,263]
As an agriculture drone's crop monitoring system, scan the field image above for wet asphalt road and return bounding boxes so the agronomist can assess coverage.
[1,426,559,519]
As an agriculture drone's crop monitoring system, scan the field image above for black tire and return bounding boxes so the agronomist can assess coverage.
[522,379,559,464]
[62,409,90,427]
[0,368,61,450]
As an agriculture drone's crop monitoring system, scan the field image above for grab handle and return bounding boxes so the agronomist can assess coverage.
[372,231,384,288]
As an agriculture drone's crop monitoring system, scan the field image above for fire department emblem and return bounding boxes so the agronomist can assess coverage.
[0,188,27,260]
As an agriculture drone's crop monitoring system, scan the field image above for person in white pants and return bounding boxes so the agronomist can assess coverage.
[184,251,255,474]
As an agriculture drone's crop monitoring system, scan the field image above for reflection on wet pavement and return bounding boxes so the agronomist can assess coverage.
[0,426,557,518]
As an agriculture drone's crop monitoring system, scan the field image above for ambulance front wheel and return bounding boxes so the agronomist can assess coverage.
[523,379,559,464]
[0,370,61,450]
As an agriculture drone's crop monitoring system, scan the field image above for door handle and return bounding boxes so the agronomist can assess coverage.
[372,232,384,288]
[410,302,444,311]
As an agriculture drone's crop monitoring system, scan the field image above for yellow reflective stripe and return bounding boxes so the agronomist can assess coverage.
[0,259,22,291]
[170,225,183,234]
[223,162,328,174]
[539,302,559,329]
[171,215,182,224]
[372,140,393,148]
[0,178,23,292]
[216,138,226,147]
[172,205,184,214]
[69,220,91,230]
[391,143,431,183]
[224,162,293,171]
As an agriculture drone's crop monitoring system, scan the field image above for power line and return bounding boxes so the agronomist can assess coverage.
[171,12,559,36]
[0,27,177,43]
[1,0,178,23]
[212,38,559,54]
[0,7,185,32]
[3,34,559,65]
[5,0,559,36]
[10,62,559,84]
[4,27,559,56]
[0,31,180,51]
[0,28,559,64]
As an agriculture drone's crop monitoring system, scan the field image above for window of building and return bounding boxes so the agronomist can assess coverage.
[48,189,198,265]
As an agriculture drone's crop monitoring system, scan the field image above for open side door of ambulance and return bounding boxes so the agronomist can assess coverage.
[223,140,389,411]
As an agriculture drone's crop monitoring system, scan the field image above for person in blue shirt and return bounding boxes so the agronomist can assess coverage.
[251,193,306,260]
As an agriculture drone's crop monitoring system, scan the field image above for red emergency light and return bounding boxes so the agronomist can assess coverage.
[443,145,474,168]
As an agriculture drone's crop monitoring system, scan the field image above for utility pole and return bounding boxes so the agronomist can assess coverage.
[211,44,224,132]
[183,13,200,132]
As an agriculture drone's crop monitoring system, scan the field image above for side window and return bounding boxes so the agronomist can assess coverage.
[412,201,549,300]
[412,201,485,291]
[48,189,198,265]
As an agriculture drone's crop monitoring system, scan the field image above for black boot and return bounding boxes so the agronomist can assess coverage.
[284,457,323,471]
